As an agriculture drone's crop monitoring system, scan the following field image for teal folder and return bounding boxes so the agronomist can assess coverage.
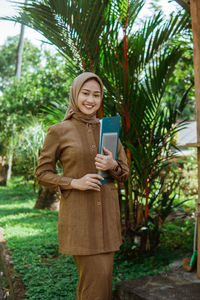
[98,116,121,184]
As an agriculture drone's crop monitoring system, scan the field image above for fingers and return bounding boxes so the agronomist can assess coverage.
[95,154,105,161]
[95,148,113,164]
[95,155,108,165]
[86,175,103,192]
[103,147,112,155]
[95,161,106,171]
[87,177,102,186]
[88,173,104,181]
[73,174,104,192]
[87,182,101,191]
[95,154,108,170]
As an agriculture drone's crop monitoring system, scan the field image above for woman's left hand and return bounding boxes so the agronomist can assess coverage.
[95,147,117,171]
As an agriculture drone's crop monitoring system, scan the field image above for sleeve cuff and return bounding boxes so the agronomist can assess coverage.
[58,176,73,190]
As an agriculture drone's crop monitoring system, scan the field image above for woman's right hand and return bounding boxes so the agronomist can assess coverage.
[71,174,104,192]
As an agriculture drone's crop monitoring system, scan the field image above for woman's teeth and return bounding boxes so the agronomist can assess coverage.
[84,105,94,109]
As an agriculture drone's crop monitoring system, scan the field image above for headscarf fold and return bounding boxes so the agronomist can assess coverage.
[63,72,104,124]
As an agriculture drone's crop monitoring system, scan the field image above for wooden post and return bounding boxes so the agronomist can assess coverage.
[190,0,200,278]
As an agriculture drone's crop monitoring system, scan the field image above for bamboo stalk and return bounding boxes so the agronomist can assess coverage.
[190,0,200,278]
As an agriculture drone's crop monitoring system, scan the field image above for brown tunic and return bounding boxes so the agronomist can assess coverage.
[36,117,130,255]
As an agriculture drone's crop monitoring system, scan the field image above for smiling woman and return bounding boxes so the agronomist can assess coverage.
[36,72,130,299]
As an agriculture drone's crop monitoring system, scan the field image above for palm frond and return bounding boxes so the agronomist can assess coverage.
[3,0,111,72]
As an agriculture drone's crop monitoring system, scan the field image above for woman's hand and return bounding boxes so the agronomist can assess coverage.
[71,174,104,192]
[95,147,117,171]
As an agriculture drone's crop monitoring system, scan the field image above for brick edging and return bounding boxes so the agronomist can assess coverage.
[0,227,26,300]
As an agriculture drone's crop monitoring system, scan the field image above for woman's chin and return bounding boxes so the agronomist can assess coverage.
[81,108,98,115]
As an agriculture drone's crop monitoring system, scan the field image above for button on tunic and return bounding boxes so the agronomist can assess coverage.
[36,117,130,255]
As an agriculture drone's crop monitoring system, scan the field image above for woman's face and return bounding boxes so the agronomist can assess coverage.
[77,79,102,115]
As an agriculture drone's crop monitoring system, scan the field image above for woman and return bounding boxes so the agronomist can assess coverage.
[36,72,130,300]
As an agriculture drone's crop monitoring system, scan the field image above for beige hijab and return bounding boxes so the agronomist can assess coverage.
[63,72,104,124]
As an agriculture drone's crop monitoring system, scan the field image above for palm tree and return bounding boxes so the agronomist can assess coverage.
[5,0,190,249]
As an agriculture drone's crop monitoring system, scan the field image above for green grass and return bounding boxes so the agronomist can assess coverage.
[0,178,77,300]
[0,177,195,299]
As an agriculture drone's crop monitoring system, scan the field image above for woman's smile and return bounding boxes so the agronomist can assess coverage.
[84,103,95,109]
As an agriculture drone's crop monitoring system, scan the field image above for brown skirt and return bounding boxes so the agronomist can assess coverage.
[73,252,115,300]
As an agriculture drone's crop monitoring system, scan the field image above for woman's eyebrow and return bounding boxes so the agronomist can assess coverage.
[82,88,101,93]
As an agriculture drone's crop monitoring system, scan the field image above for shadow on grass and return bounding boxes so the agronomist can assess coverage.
[0,208,58,226]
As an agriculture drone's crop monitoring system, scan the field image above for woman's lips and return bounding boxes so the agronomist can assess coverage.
[84,104,94,109]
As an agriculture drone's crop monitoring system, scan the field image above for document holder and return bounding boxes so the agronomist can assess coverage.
[98,116,121,184]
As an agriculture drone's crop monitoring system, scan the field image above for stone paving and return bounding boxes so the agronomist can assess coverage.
[113,258,200,300]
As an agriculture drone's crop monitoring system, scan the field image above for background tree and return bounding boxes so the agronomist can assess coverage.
[0,38,71,179]
[0,49,71,132]
[0,36,41,91]
[2,24,41,181]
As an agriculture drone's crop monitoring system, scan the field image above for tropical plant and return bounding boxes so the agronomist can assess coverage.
[13,118,45,179]
[4,0,191,249]
[12,118,60,210]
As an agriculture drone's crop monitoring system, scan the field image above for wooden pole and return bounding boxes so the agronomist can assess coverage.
[175,0,190,12]
[190,0,200,278]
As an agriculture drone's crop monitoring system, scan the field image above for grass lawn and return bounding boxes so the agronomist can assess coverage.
[0,177,195,299]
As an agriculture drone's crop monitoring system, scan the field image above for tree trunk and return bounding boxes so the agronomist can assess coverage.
[0,157,8,186]
[7,1,27,181]
[6,142,13,181]
[15,0,27,78]
[34,186,60,211]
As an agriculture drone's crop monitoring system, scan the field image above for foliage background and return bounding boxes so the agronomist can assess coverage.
[0,0,198,298]
[0,0,195,249]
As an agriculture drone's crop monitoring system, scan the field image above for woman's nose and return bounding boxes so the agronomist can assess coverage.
[87,94,95,102]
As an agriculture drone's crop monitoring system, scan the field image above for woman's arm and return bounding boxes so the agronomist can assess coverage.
[36,126,104,192]
[36,126,73,190]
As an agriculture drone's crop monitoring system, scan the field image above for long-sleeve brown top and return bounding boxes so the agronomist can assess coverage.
[36,117,130,255]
